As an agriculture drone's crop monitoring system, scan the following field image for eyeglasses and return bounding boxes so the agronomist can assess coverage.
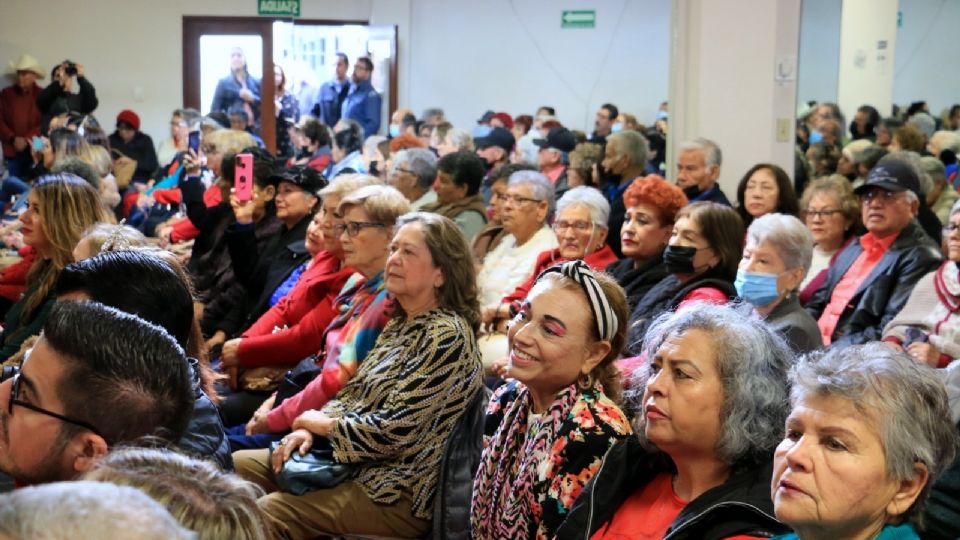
[333,221,386,237]
[391,167,415,177]
[859,189,904,203]
[7,364,108,443]
[943,223,960,234]
[804,208,842,219]
[553,220,593,232]
[502,194,542,205]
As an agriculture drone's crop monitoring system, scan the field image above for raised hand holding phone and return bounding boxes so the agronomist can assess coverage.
[234,153,253,202]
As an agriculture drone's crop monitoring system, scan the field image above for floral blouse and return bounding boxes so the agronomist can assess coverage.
[472,380,632,539]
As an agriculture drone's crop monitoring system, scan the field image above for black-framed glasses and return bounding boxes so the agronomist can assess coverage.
[8,367,108,443]
[502,194,542,205]
[391,167,415,177]
[804,208,842,219]
[333,221,387,237]
[944,223,960,234]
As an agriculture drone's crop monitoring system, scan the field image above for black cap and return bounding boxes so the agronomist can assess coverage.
[854,160,921,198]
[533,127,576,153]
[268,165,326,195]
[476,110,495,124]
[474,127,516,153]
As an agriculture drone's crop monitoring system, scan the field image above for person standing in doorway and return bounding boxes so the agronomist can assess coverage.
[341,56,381,137]
[316,53,350,128]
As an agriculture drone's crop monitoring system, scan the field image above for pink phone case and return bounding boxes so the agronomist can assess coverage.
[235,153,253,202]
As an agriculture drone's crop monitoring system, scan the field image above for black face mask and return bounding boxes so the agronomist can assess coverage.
[599,166,622,187]
[298,146,311,159]
[682,184,702,200]
[663,244,699,274]
[368,160,380,176]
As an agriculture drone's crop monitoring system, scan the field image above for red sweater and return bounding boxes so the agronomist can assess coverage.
[0,246,36,303]
[500,245,620,305]
[237,250,353,367]
[0,83,42,159]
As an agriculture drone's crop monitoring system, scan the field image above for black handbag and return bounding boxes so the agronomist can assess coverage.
[273,355,322,407]
[268,439,353,495]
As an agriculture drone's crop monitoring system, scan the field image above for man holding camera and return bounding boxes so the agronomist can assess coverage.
[1,54,44,178]
[36,59,98,132]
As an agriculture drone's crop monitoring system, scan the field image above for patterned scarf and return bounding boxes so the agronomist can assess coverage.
[472,383,588,540]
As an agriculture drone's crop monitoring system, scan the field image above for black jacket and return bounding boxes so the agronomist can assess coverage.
[177,358,233,471]
[109,130,159,182]
[805,221,942,348]
[36,75,98,130]
[605,255,670,313]
[556,437,788,539]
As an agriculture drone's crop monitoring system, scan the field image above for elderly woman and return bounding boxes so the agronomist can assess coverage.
[288,117,332,173]
[434,127,474,157]
[472,163,534,264]
[233,213,482,538]
[771,344,958,539]
[388,148,438,210]
[422,150,488,241]
[477,170,557,325]
[797,176,861,304]
[625,201,743,355]
[882,200,960,368]
[606,174,686,310]
[327,128,364,178]
[737,214,822,353]
[562,304,794,538]
[472,262,632,539]
[566,142,602,189]
[735,163,800,227]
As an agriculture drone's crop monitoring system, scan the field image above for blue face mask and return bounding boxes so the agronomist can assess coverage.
[388,124,401,138]
[611,123,623,133]
[735,269,781,306]
[809,130,823,144]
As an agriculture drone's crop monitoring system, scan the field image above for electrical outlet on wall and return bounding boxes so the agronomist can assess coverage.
[776,118,791,142]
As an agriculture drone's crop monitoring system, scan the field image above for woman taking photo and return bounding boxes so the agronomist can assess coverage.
[233,213,483,538]
[606,174,686,310]
[472,261,632,539]
[1,172,112,360]
[561,304,794,539]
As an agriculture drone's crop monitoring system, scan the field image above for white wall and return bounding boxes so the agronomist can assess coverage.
[837,0,898,123]
[797,0,841,107]
[0,0,670,144]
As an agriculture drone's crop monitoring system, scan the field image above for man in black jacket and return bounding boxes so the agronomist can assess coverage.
[36,60,97,132]
[806,159,942,348]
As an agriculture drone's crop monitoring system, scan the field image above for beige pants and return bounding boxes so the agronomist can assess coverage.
[233,449,430,540]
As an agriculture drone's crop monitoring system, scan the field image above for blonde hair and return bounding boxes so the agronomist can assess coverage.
[338,184,411,225]
[203,129,255,156]
[319,173,383,200]
[79,223,148,255]
[85,145,114,178]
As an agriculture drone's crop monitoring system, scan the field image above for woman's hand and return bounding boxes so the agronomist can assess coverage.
[205,330,227,351]
[229,193,256,225]
[292,410,337,437]
[220,338,241,367]
[907,342,942,368]
[239,88,255,103]
[272,429,314,474]
[182,148,201,177]
[490,356,509,379]
[245,394,277,435]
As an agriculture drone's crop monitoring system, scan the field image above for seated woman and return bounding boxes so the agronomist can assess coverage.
[471,261,632,539]
[234,213,482,538]
[735,163,800,227]
[605,174,686,311]
[288,117,332,173]
[737,214,822,353]
[223,182,409,439]
[563,304,794,539]
[72,222,147,261]
[625,201,743,355]
[771,343,957,539]
[0,173,113,360]
[797,176,860,304]
[471,163,535,264]
[422,150,488,241]
[327,127,364,178]
[883,200,960,368]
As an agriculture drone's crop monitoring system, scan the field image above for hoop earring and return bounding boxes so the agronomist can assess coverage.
[577,371,594,390]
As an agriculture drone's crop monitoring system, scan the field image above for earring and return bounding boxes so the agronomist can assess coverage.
[577,371,594,390]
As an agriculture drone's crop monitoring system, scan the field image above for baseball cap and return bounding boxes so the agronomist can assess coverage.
[477,110,495,124]
[474,127,516,153]
[533,127,576,153]
[854,160,921,197]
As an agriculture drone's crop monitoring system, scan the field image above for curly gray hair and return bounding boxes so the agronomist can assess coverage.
[631,303,794,466]
[789,343,959,526]
[555,186,610,227]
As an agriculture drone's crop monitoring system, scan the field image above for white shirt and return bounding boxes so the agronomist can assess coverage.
[800,244,838,291]
[477,226,559,307]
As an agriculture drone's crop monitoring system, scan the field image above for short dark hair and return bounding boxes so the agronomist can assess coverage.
[488,162,536,185]
[44,301,195,445]
[357,56,373,73]
[334,128,363,155]
[601,103,619,120]
[538,106,556,116]
[299,118,331,148]
[336,52,349,65]
[228,109,249,123]
[675,201,745,280]
[437,151,485,196]
[51,156,100,190]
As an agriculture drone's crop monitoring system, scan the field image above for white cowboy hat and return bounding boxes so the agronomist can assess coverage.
[7,54,45,79]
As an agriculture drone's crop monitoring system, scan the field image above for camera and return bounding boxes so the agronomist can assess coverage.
[63,62,78,77]
[0,364,19,383]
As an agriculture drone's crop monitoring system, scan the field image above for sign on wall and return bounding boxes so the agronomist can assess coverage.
[562,10,595,29]
[259,0,300,17]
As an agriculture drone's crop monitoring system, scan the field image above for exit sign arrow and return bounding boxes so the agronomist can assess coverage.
[562,10,595,28]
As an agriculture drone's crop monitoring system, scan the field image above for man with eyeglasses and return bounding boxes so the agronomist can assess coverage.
[805,159,942,348]
[0,301,194,485]
[388,148,438,211]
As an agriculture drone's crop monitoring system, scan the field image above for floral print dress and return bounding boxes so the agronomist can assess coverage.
[472,380,632,539]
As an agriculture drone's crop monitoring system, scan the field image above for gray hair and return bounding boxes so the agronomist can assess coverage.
[680,137,723,168]
[392,148,438,190]
[444,128,474,152]
[932,130,960,154]
[841,139,872,162]
[746,213,814,275]
[879,152,926,202]
[556,186,610,228]
[908,112,936,139]
[318,173,382,199]
[508,170,555,217]
[790,343,959,525]
[176,108,202,129]
[421,107,444,121]
[920,156,947,186]
[608,130,649,168]
[0,481,196,540]
[363,135,387,157]
[950,198,960,220]
[632,303,794,466]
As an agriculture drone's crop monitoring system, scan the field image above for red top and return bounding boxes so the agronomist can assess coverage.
[500,245,619,305]
[0,246,36,303]
[0,83,42,159]
[237,250,353,368]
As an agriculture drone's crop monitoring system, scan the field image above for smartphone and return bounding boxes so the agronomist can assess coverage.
[188,131,200,155]
[31,136,44,152]
[234,153,254,203]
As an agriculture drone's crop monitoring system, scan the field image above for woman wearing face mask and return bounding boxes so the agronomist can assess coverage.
[625,201,743,356]
[736,214,822,354]
[287,118,332,174]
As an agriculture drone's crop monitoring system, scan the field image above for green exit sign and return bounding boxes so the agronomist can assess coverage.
[259,0,299,17]
[562,10,595,29]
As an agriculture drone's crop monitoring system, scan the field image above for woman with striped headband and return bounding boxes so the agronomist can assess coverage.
[471,260,632,539]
